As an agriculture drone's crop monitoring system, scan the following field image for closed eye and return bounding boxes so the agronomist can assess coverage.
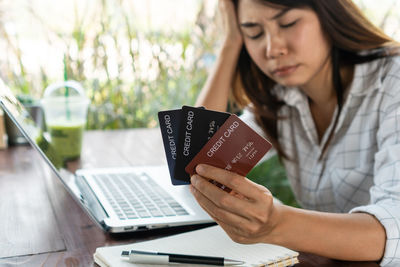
[248,32,263,40]
[279,19,298,29]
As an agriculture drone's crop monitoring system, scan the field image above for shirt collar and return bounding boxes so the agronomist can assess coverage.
[274,85,307,108]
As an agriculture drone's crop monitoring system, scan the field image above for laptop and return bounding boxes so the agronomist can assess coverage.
[0,80,213,233]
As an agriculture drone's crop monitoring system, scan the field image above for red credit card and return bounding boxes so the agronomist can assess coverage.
[185,114,272,177]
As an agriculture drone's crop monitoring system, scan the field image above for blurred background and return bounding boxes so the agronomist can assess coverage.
[0,0,220,129]
[1,0,399,129]
[1,0,399,206]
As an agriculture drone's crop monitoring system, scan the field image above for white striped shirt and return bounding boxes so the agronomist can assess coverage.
[242,56,400,266]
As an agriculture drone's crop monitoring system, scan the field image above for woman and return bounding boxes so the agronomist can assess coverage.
[191,0,400,265]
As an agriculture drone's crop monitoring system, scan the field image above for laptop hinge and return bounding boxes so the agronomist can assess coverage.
[75,175,109,226]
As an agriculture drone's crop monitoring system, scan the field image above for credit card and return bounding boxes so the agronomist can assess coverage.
[158,109,189,185]
[185,114,272,177]
[174,106,230,182]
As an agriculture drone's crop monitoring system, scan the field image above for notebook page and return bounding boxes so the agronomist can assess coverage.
[94,225,298,267]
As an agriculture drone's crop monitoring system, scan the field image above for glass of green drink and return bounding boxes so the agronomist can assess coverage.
[41,81,89,166]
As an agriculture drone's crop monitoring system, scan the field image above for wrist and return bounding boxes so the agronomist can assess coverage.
[264,202,290,245]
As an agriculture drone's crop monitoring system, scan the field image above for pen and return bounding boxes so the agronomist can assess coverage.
[121,250,244,266]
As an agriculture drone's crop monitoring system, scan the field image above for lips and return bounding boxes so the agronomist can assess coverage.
[271,65,299,77]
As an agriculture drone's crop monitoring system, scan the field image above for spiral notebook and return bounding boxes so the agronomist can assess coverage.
[94,225,299,267]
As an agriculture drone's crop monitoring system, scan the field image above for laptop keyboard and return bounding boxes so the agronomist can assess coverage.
[93,173,189,220]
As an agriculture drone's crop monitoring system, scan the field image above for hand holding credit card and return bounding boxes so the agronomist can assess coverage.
[158,106,272,185]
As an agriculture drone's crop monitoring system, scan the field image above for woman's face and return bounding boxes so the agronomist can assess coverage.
[238,0,332,89]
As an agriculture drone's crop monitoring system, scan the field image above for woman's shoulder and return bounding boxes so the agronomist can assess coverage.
[378,55,400,94]
[355,55,400,78]
[377,54,400,77]
[351,55,400,96]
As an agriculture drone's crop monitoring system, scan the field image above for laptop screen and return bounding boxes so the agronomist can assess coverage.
[0,80,114,228]
[0,79,80,191]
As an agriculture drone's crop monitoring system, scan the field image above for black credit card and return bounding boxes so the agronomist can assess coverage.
[173,106,230,182]
[158,109,189,185]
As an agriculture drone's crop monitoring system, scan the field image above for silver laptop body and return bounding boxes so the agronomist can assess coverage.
[0,80,212,233]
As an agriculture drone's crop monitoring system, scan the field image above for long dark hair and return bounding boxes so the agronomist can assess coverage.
[231,0,400,158]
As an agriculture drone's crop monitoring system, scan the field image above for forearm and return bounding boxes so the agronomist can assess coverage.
[271,205,386,261]
[195,41,242,112]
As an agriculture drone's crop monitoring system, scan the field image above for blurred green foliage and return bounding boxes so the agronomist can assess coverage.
[66,1,219,130]
[83,29,212,129]
[0,0,398,130]
[0,0,218,130]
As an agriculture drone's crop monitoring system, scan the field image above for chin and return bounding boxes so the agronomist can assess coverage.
[268,66,309,88]
[274,77,305,88]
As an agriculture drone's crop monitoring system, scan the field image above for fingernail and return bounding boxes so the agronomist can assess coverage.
[190,175,197,186]
[196,164,204,174]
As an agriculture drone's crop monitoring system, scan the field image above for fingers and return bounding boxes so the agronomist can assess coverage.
[191,193,272,245]
[189,195,257,244]
[190,184,250,227]
[218,0,236,13]
[218,0,243,45]
[195,164,271,200]
[191,174,253,218]
[192,173,274,226]
[216,220,262,244]
[190,164,278,244]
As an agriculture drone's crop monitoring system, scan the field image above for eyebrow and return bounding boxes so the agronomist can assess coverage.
[240,7,292,28]
[270,7,291,20]
[240,22,259,28]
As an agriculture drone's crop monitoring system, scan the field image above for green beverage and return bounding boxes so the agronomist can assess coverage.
[48,123,84,162]
[35,130,63,169]
[41,83,89,166]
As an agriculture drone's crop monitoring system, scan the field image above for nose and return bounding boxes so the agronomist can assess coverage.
[265,32,287,59]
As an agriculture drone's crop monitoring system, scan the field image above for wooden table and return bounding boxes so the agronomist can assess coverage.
[0,129,379,267]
